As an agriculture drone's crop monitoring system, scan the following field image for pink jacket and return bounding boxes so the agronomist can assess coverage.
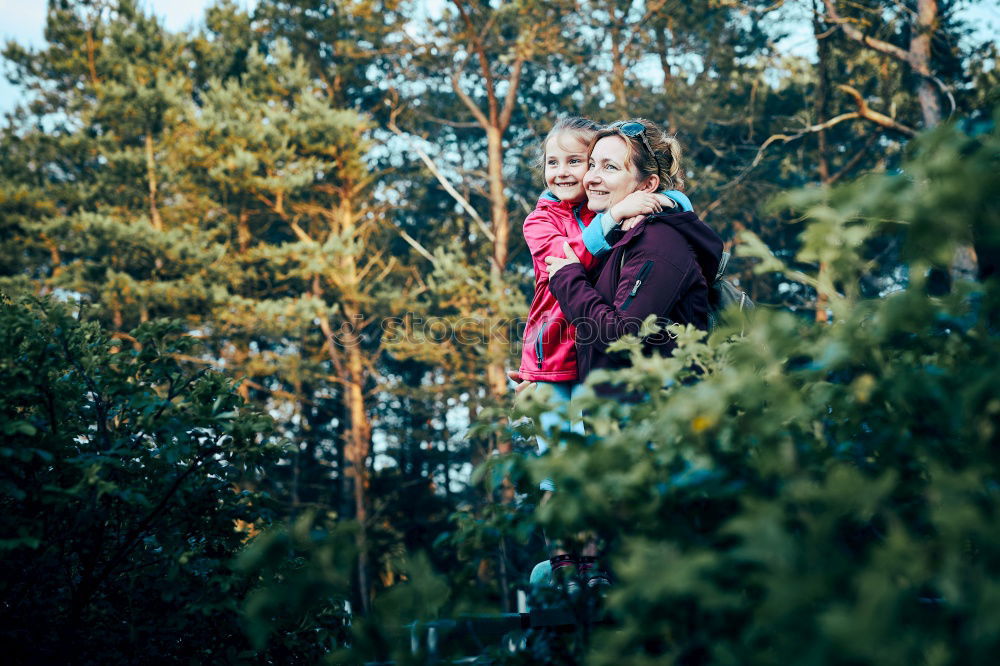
[518,192,603,382]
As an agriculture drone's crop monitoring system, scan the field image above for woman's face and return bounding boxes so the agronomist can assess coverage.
[584,135,641,212]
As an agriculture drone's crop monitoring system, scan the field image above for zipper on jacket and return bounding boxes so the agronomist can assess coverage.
[572,204,586,232]
[621,260,654,311]
[535,321,548,369]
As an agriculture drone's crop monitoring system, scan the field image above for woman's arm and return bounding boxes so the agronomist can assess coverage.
[547,242,694,353]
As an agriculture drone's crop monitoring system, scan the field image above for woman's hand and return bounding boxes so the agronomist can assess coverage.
[609,191,675,224]
[544,241,581,278]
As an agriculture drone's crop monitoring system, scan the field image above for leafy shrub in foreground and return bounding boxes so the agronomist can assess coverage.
[0,298,281,665]
[520,111,1000,665]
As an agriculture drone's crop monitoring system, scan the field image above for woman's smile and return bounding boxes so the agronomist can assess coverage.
[584,135,639,212]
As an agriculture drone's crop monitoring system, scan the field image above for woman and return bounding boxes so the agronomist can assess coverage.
[525,119,723,591]
[545,119,724,392]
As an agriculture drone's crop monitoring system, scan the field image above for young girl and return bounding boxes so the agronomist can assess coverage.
[515,117,692,589]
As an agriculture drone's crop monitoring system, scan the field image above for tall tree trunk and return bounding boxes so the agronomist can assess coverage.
[291,429,302,509]
[485,127,510,412]
[913,0,942,128]
[318,284,373,616]
[329,192,375,614]
[823,0,974,279]
[237,209,251,253]
[655,21,672,91]
[609,22,628,112]
[911,0,973,279]
[813,0,832,185]
[814,2,832,324]
[449,1,527,414]
[443,434,453,502]
[342,316,372,614]
[334,405,347,515]
[486,126,509,283]
[822,0,942,127]
[144,133,163,232]
[655,18,677,129]
[85,28,99,85]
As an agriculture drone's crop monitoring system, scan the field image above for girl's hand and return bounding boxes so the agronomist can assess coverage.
[544,241,581,278]
[655,193,679,209]
[620,215,645,231]
[507,369,535,395]
[609,191,675,223]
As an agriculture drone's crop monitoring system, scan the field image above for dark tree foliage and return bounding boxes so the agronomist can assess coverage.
[0,297,281,664]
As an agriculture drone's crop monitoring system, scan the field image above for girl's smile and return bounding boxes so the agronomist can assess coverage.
[544,132,590,203]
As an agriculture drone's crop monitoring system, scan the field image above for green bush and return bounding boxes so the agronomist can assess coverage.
[0,298,281,664]
[520,112,1000,664]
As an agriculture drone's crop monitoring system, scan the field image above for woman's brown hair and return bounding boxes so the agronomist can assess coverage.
[592,118,684,190]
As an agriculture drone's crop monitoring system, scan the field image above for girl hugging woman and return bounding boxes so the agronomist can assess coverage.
[515,118,690,481]
[513,117,706,590]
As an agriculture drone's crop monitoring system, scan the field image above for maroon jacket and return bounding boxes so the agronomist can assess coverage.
[548,210,723,389]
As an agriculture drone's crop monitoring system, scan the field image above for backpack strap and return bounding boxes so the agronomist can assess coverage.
[715,251,730,283]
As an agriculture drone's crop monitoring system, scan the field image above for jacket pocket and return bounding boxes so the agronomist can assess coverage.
[621,260,654,311]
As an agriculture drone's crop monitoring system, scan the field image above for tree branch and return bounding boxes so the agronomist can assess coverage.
[254,192,316,244]
[703,111,861,220]
[498,55,525,133]
[387,105,496,243]
[749,111,862,169]
[837,84,917,136]
[453,1,499,125]
[828,131,880,185]
[355,250,386,283]
[58,332,111,449]
[450,53,490,129]
[705,82,915,220]
[241,378,303,403]
[397,228,437,265]
[822,0,917,70]
[82,446,215,612]
[930,74,956,118]
[414,109,482,129]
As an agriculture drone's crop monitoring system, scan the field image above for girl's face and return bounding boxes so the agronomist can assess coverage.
[584,135,642,212]
[544,132,590,203]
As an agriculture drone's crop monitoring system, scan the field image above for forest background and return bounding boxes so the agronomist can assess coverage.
[1,0,998,663]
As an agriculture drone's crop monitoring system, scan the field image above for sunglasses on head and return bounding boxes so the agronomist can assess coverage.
[610,121,656,164]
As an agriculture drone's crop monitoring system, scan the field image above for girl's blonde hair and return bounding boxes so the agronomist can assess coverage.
[592,118,684,190]
[535,116,602,176]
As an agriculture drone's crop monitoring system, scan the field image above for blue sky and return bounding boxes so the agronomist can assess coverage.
[0,0,256,114]
[1,0,997,117]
